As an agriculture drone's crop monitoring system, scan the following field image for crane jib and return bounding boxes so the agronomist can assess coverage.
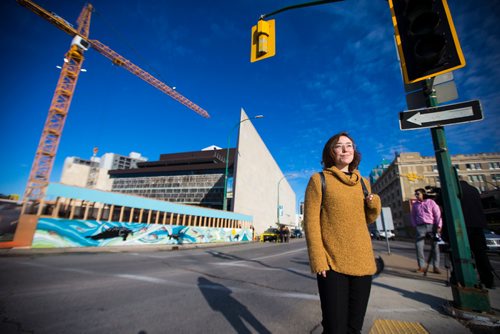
[18,0,210,202]
[17,0,209,118]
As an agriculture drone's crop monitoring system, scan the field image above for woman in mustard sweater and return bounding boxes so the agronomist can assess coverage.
[304,132,381,334]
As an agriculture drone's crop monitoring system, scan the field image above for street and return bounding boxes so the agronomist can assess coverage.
[0,240,320,333]
[1,239,499,333]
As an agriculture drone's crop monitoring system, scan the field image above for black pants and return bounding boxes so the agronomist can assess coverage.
[317,270,372,334]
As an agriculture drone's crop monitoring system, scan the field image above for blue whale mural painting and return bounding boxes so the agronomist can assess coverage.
[32,218,252,248]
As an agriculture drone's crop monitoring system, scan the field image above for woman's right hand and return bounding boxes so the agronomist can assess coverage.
[318,270,327,278]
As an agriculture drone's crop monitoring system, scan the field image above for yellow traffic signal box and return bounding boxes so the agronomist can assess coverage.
[250,19,276,63]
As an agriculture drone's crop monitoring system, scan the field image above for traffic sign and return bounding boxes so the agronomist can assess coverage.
[399,100,483,130]
[404,72,454,93]
[406,80,458,109]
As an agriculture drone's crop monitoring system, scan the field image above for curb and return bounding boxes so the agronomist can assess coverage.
[0,241,257,256]
[443,302,500,333]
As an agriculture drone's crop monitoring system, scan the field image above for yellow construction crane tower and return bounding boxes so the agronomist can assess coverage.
[17,0,210,204]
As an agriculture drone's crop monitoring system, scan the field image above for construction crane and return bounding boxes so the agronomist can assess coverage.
[17,0,210,204]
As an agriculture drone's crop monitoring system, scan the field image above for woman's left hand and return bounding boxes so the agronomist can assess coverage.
[365,193,374,203]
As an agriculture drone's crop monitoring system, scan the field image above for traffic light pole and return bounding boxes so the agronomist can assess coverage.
[426,79,490,312]
[251,0,344,62]
[259,0,344,20]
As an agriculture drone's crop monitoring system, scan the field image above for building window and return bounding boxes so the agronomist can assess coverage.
[492,174,500,182]
[432,165,438,172]
[466,163,482,170]
[468,175,485,182]
[489,162,500,169]
[453,164,459,170]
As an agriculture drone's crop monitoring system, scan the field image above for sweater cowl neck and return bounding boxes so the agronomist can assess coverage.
[324,166,360,186]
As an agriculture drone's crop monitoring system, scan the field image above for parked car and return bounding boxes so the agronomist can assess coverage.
[291,229,303,238]
[484,229,500,253]
[260,228,280,242]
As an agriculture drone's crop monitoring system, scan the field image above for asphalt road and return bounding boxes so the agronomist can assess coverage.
[0,240,322,334]
[1,239,498,334]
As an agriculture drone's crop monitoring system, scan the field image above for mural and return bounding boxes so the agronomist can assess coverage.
[32,218,252,248]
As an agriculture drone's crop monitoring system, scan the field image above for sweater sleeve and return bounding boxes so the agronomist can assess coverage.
[303,174,329,273]
[411,203,417,227]
[363,178,382,224]
[430,200,442,229]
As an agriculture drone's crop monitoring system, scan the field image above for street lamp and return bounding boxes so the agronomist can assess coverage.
[222,114,264,211]
[277,175,287,225]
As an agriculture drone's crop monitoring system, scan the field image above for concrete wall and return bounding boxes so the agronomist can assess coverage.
[233,108,296,234]
[96,168,113,191]
[60,158,90,187]
[61,158,113,191]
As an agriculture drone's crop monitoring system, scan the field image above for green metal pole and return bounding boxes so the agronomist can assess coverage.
[426,79,490,311]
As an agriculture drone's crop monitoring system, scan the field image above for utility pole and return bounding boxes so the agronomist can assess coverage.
[426,81,490,311]
[389,0,490,311]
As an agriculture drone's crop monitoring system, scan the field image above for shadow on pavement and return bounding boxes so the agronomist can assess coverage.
[197,276,271,334]
[381,265,449,285]
[204,249,315,281]
[373,280,449,314]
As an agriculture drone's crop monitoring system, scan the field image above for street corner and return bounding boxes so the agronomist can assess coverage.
[443,301,500,334]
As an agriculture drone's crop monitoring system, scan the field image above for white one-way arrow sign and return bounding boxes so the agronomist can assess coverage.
[407,106,473,125]
[399,100,483,130]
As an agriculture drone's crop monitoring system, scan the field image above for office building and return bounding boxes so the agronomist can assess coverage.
[107,109,295,234]
[60,152,147,191]
[109,147,234,208]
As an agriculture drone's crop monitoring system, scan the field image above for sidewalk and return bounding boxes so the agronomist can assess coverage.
[364,251,500,334]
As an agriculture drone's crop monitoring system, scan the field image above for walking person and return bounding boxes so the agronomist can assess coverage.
[304,132,381,334]
[411,188,442,274]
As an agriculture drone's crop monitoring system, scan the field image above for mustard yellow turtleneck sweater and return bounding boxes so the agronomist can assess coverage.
[304,167,382,276]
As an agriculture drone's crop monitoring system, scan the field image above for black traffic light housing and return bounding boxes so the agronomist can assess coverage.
[389,0,465,84]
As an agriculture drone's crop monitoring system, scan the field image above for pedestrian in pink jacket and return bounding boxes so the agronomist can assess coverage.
[411,188,442,273]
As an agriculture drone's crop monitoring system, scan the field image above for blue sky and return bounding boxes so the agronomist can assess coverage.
[1,0,499,206]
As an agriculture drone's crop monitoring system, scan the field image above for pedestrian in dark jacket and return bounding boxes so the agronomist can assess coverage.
[459,180,494,288]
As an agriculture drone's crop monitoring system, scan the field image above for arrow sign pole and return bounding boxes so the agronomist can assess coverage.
[421,79,491,311]
[399,99,482,130]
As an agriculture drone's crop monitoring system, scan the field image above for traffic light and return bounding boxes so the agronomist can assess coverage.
[389,0,465,84]
[250,19,276,63]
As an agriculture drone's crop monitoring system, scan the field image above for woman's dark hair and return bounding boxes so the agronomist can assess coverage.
[321,132,361,172]
[415,188,428,199]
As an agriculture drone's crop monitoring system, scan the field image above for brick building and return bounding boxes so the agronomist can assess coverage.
[371,152,500,237]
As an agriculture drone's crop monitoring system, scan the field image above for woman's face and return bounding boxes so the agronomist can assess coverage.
[415,191,425,202]
[333,135,355,170]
